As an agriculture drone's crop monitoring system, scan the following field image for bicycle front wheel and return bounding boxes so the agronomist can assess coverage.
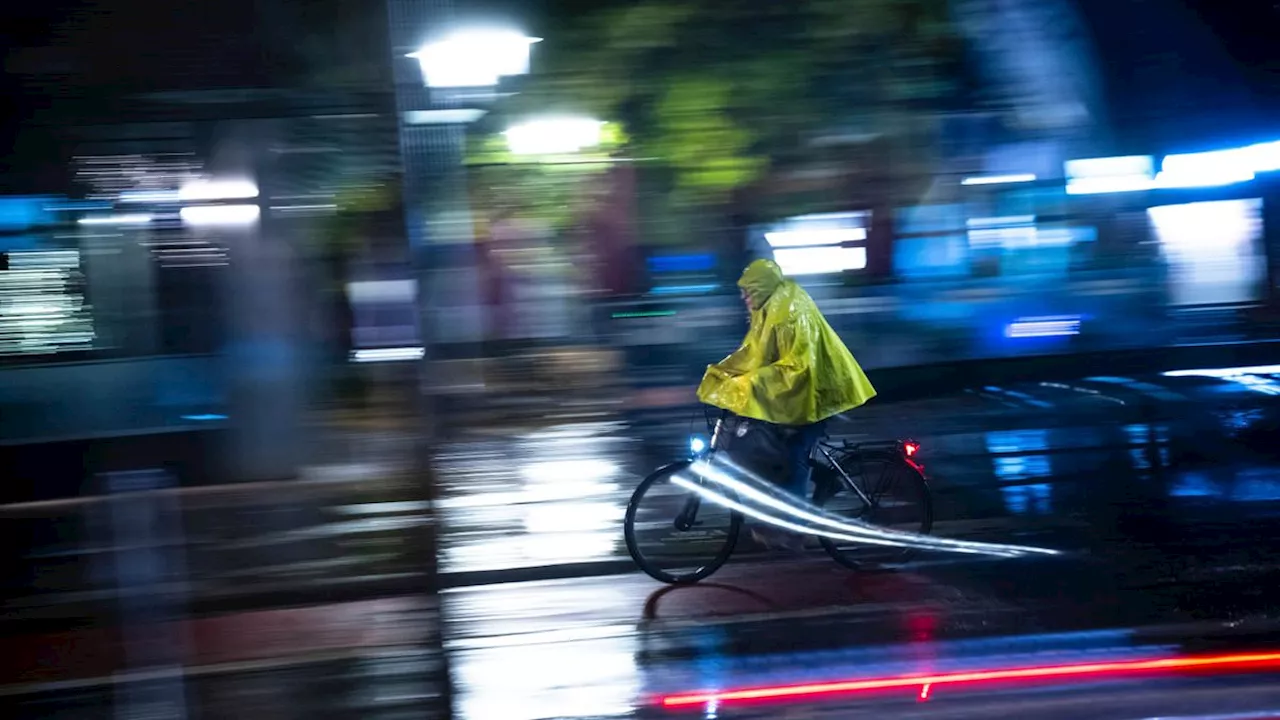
[624,460,742,584]
[814,450,933,571]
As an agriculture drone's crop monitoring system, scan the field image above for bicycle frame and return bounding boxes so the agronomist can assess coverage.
[816,441,875,509]
[629,407,936,583]
[684,409,920,527]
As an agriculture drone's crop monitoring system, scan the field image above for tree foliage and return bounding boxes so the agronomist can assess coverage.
[485,0,968,212]
[464,122,630,232]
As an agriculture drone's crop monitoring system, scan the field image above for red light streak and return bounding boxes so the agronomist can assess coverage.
[659,651,1280,708]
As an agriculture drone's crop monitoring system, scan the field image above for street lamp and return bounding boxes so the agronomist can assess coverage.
[178,179,259,202]
[393,25,545,369]
[180,205,261,226]
[505,117,605,156]
[407,29,540,89]
[177,177,262,226]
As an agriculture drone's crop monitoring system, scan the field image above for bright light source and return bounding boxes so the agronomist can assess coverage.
[1164,364,1280,378]
[904,441,919,458]
[1161,368,1280,397]
[1065,155,1155,195]
[1156,149,1254,188]
[690,436,707,454]
[408,29,540,88]
[1066,155,1153,179]
[178,180,259,202]
[1183,140,1280,176]
[764,228,867,248]
[179,204,260,226]
[1063,139,1280,188]
[1148,199,1265,306]
[960,174,1036,186]
[1148,199,1260,252]
[505,117,604,155]
[1068,149,1258,193]
[1005,316,1081,338]
[1148,139,1280,177]
[77,214,153,226]
[351,347,425,363]
[403,109,488,125]
[773,246,867,276]
[1245,140,1280,173]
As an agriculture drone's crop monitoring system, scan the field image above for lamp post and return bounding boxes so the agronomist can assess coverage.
[390,22,539,373]
[385,11,541,714]
[407,29,539,91]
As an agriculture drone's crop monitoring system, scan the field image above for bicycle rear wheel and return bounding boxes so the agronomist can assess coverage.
[624,460,742,584]
[814,450,933,570]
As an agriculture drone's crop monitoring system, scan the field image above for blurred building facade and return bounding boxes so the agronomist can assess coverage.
[0,0,409,500]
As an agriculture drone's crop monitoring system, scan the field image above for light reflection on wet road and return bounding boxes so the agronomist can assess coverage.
[435,423,637,575]
[435,373,1280,583]
[432,371,1280,719]
[8,370,1280,718]
[443,553,1280,720]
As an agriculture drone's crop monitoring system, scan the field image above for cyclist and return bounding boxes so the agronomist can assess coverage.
[698,258,877,549]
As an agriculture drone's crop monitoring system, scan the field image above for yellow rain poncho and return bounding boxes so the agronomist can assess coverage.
[697,259,877,425]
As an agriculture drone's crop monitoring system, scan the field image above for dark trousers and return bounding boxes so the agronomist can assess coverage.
[784,421,827,499]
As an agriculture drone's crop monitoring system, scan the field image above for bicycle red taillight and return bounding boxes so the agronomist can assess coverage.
[903,441,920,458]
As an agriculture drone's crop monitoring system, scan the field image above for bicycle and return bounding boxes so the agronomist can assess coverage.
[623,410,933,584]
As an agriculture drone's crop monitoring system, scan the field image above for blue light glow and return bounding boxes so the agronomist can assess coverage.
[647,254,715,273]
[650,284,718,295]
[1156,149,1255,188]
[1065,138,1280,195]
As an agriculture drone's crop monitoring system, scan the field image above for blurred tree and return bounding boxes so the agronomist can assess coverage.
[479,0,970,235]
[464,122,628,233]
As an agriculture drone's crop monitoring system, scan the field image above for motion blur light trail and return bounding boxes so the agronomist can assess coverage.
[670,474,1019,557]
[659,651,1280,708]
[677,456,1059,558]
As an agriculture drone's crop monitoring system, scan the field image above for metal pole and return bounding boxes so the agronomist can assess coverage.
[385,0,462,715]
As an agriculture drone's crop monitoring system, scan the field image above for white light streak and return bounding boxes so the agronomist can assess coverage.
[961,174,1036,186]
[179,204,260,226]
[178,179,260,202]
[351,347,425,363]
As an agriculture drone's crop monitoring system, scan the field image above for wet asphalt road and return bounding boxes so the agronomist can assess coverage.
[437,367,1280,581]
[7,364,1280,717]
